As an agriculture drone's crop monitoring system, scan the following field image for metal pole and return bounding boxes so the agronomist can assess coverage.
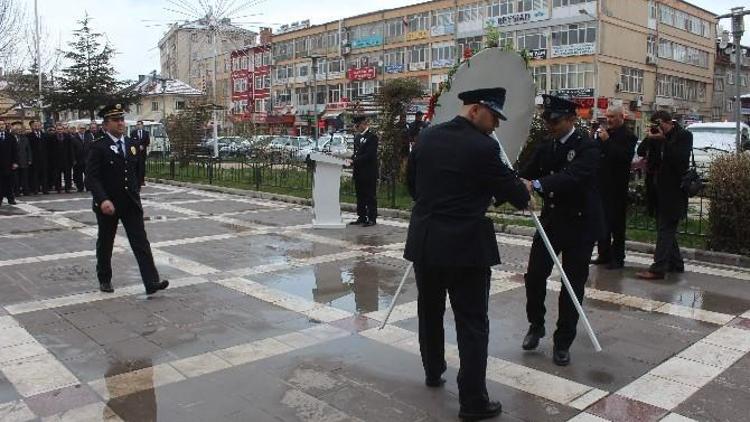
[379,263,413,329]
[35,0,42,120]
[212,26,219,158]
[732,9,744,154]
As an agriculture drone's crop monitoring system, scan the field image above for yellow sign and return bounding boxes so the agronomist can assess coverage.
[405,30,428,42]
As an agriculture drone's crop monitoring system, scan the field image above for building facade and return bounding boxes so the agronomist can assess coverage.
[256,0,717,138]
[158,18,257,128]
[712,41,750,123]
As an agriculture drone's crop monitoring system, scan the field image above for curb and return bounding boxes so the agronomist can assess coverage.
[148,178,750,269]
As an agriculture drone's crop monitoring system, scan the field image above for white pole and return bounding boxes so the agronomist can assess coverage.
[491,133,601,352]
[379,263,413,330]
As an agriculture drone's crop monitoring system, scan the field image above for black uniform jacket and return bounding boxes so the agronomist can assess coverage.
[85,133,143,212]
[598,125,637,199]
[404,116,530,267]
[352,129,379,180]
[520,128,603,244]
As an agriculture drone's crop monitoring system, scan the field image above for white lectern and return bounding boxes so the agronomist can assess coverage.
[310,152,347,229]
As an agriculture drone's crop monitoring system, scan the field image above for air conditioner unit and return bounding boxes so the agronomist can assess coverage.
[646,54,657,65]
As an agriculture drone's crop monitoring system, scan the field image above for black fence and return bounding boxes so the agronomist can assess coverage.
[146,153,722,249]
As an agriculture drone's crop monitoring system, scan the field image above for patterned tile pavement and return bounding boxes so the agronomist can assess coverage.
[0,183,748,421]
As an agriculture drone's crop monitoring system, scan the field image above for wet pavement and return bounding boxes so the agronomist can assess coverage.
[0,183,749,421]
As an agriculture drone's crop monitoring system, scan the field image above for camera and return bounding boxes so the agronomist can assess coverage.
[649,125,660,135]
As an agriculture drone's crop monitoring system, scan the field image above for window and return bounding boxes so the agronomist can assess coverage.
[431,43,456,68]
[458,36,483,54]
[384,49,405,66]
[516,28,547,50]
[432,9,454,28]
[297,64,309,78]
[276,89,292,105]
[458,3,481,23]
[550,63,594,91]
[328,59,345,74]
[531,65,547,92]
[329,83,343,103]
[326,31,340,50]
[659,4,711,38]
[407,13,430,31]
[647,35,656,56]
[657,38,708,67]
[358,80,377,96]
[620,67,644,93]
[151,102,159,112]
[296,87,310,106]
[175,101,185,111]
[553,0,595,6]
[408,44,428,64]
[551,23,596,46]
[714,77,724,91]
[315,85,326,105]
[656,74,706,100]
[649,0,657,19]
[254,99,267,113]
[385,19,404,41]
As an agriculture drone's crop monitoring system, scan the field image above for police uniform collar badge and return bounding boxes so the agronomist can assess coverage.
[567,149,576,162]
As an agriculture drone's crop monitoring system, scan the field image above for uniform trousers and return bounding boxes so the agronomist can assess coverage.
[525,230,594,350]
[95,199,160,289]
[415,263,490,408]
[353,173,377,222]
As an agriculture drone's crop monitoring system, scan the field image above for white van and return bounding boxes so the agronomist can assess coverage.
[686,122,750,167]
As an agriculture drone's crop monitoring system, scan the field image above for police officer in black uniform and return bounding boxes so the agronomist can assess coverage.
[519,95,602,366]
[405,88,530,421]
[349,115,379,227]
[86,104,168,295]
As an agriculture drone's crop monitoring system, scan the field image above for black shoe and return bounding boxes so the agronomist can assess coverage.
[7,200,17,205]
[99,282,114,293]
[425,376,446,388]
[348,219,366,226]
[522,325,545,350]
[590,257,610,265]
[362,221,376,227]
[606,261,624,270]
[146,280,169,295]
[553,348,570,366]
[458,401,502,421]
[668,265,685,273]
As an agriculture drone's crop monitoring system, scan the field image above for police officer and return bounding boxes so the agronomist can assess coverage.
[349,115,379,227]
[519,95,602,366]
[404,88,530,421]
[86,104,168,295]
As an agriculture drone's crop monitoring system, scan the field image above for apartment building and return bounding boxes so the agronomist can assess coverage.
[712,41,750,122]
[220,0,718,136]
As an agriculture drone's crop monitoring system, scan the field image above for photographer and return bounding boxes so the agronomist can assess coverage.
[635,111,692,280]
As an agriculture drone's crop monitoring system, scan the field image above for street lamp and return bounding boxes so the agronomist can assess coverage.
[580,7,600,119]
[717,7,748,154]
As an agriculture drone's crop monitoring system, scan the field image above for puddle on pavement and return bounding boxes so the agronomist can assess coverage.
[257,259,409,314]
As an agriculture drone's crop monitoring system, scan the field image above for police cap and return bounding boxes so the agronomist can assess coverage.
[458,87,507,121]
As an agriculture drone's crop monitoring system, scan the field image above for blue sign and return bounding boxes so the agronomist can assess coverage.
[351,35,383,49]
[385,64,405,74]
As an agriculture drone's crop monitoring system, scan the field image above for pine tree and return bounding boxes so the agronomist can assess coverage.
[47,14,139,119]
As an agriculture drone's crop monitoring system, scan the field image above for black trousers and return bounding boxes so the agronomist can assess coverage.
[29,164,46,194]
[525,232,594,351]
[354,174,377,222]
[649,213,683,274]
[51,166,72,192]
[95,200,160,289]
[597,193,627,264]
[415,263,490,408]
[0,171,14,204]
[73,164,85,191]
[14,167,30,195]
[138,152,147,185]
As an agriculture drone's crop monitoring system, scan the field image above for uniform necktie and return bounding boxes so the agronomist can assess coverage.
[138,130,142,139]
[117,140,125,158]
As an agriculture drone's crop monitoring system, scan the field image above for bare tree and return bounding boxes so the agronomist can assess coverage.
[0,0,26,69]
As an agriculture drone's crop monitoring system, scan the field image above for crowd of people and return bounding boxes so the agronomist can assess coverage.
[0,119,151,207]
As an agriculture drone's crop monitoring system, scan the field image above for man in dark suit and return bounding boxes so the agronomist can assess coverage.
[86,104,168,295]
[27,120,48,195]
[0,119,19,206]
[404,88,530,421]
[519,95,602,367]
[129,121,150,186]
[72,125,89,192]
[349,115,379,227]
[11,121,32,197]
[636,111,692,280]
[592,106,638,269]
[49,124,74,193]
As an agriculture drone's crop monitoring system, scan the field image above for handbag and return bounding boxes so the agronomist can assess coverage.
[680,149,703,197]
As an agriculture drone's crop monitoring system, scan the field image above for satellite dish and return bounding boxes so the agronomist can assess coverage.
[431,48,536,167]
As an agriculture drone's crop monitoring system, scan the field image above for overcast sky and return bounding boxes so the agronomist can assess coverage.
[28,0,750,81]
